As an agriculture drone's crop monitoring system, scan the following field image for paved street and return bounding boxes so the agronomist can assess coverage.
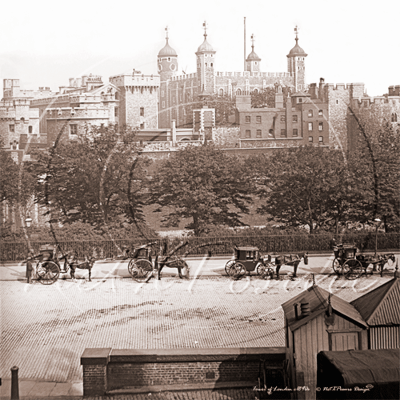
[1,271,395,386]
[2,253,398,281]
[1,254,398,398]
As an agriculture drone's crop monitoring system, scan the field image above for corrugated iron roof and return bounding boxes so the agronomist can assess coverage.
[351,278,400,325]
[282,285,367,331]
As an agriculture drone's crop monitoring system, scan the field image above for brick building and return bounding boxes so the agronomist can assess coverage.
[235,86,329,149]
[158,24,307,129]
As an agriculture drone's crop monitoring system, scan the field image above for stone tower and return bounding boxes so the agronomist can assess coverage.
[157,27,178,82]
[287,26,307,92]
[196,22,216,97]
[245,34,261,72]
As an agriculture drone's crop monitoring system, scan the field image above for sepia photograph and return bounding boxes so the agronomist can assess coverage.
[1,1,399,399]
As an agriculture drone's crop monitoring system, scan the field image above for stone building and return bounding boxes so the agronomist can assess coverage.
[235,86,329,149]
[158,24,307,129]
[0,98,43,162]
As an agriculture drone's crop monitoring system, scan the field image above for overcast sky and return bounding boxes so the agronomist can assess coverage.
[1,0,399,97]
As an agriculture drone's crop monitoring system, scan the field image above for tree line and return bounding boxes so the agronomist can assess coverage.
[1,112,399,238]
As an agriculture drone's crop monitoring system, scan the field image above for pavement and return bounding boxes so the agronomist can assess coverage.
[0,254,398,400]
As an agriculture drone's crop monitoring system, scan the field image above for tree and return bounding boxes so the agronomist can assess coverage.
[187,94,237,126]
[33,124,150,231]
[350,105,400,231]
[251,86,292,108]
[149,144,253,235]
[251,146,361,234]
[0,147,19,204]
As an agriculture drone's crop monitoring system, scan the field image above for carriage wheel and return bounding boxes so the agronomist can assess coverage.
[226,262,245,279]
[332,258,343,274]
[256,263,274,280]
[344,259,364,280]
[333,258,350,275]
[36,261,60,285]
[129,259,153,280]
[224,260,235,276]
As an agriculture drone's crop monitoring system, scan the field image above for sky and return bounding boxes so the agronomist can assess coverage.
[1,0,399,97]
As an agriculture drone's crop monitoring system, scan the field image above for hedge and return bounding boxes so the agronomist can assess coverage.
[1,233,399,262]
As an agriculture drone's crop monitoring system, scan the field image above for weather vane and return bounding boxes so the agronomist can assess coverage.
[294,25,299,40]
[203,21,208,37]
[251,34,255,50]
[165,26,169,40]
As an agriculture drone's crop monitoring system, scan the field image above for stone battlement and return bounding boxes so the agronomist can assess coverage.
[170,73,197,81]
[216,71,293,78]
[46,107,109,119]
[109,74,160,87]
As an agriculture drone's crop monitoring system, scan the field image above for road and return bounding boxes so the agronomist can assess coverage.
[1,254,398,281]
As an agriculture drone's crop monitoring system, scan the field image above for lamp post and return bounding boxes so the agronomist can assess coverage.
[25,215,33,256]
[374,218,381,259]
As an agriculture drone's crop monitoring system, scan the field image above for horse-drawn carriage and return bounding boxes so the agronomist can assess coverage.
[28,244,95,284]
[332,242,395,280]
[225,246,308,280]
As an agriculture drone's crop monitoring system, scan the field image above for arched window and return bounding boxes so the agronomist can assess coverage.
[392,113,398,122]
[219,88,224,96]
[253,88,258,94]
[236,88,242,95]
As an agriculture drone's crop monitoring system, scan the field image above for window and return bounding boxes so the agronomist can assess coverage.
[205,63,207,67]
[336,100,339,105]
[308,110,313,117]
[168,57,171,61]
[308,122,313,131]
[70,124,77,135]
[293,115,298,122]
[281,129,286,137]
[9,124,14,132]
[219,88,224,96]
[162,101,165,108]
[140,107,144,117]
[319,122,323,131]
[293,128,298,136]
[237,89,242,95]
[28,126,33,134]
[318,109,323,116]
[256,116,261,123]
[114,107,118,117]
[298,98,303,103]
[392,113,398,122]
[256,129,262,138]
[309,136,313,142]
[319,136,323,143]
[210,63,213,67]
[140,123,144,129]
[173,97,176,104]
[245,130,251,138]
[280,115,286,122]
[268,129,274,137]
[245,116,251,123]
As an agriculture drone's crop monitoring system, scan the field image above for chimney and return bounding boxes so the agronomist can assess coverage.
[275,85,283,108]
[171,119,176,145]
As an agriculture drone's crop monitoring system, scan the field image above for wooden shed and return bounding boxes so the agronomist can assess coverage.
[281,285,368,400]
[351,277,400,349]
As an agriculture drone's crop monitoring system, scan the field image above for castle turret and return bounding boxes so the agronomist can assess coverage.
[157,27,178,82]
[195,21,216,96]
[246,34,261,72]
[287,26,307,92]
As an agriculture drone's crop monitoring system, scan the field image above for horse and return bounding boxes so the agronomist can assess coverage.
[273,253,308,279]
[57,250,96,282]
[154,241,189,280]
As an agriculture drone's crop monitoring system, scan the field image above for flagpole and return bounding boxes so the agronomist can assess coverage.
[244,17,246,71]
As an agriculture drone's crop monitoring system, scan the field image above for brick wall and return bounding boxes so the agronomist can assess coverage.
[81,347,285,396]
